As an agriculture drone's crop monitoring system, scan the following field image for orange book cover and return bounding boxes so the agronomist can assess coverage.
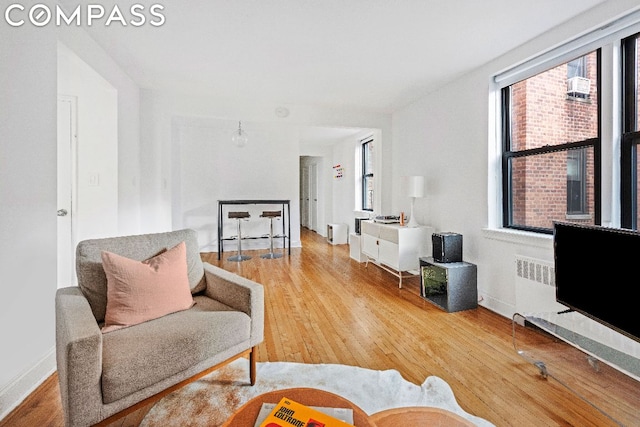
[258,397,354,427]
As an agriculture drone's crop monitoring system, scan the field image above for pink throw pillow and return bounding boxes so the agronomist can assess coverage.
[101,241,194,333]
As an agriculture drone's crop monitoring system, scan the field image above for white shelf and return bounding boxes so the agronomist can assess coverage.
[327,223,348,245]
[349,234,367,262]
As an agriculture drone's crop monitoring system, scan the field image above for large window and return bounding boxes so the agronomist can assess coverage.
[502,51,600,233]
[495,15,640,234]
[622,33,640,230]
[361,138,374,211]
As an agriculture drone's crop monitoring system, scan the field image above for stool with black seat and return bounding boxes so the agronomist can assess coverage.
[260,210,283,259]
[228,211,251,262]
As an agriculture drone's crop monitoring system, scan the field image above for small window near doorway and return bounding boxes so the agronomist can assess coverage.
[361,138,374,211]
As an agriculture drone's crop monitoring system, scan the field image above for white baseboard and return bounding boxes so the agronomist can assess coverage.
[478,293,515,320]
[0,347,56,421]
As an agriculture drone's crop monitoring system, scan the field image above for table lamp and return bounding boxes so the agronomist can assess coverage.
[402,176,424,227]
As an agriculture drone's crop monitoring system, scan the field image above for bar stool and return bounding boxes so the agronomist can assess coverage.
[260,210,283,259]
[228,211,251,262]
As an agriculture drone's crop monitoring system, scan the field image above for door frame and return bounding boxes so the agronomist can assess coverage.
[310,163,318,231]
[300,165,310,228]
[57,95,78,288]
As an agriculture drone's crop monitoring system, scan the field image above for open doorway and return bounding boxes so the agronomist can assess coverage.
[298,126,376,240]
[300,156,321,232]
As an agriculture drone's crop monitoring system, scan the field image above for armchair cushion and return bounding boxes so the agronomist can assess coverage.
[101,241,194,333]
[101,295,251,404]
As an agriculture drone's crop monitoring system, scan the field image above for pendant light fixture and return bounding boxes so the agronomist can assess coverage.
[232,121,248,147]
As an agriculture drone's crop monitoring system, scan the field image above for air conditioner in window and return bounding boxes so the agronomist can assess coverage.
[567,76,590,96]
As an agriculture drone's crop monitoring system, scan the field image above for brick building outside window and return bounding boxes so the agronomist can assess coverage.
[503,51,599,232]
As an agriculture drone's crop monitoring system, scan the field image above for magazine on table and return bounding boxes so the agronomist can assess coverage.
[254,397,354,427]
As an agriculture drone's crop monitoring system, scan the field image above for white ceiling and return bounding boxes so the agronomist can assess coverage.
[79,0,605,114]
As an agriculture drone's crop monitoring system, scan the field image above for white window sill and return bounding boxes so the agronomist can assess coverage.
[482,227,553,249]
[353,210,372,218]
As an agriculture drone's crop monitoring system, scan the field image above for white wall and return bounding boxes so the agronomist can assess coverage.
[0,25,140,418]
[172,117,302,251]
[57,28,141,235]
[391,0,640,318]
[139,91,393,249]
[57,42,119,242]
[0,25,58,418]
[139,90,172,233]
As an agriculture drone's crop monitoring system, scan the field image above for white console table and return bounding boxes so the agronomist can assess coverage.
[513,312,640,426]
[361,220,433,288]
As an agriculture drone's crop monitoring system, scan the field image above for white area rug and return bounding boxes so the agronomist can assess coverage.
[141,358,494,426]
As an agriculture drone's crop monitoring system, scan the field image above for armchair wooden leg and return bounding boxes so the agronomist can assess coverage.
[250,346,257,385]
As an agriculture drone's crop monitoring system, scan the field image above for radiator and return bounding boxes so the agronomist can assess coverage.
[514,255,564,314]
[515,256,640,358]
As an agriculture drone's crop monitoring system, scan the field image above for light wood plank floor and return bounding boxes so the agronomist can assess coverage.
[0,228,630,426]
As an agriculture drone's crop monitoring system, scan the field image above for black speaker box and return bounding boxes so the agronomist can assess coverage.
[432,232,463,263]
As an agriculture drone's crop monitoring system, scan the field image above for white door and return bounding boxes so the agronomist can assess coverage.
[301,166,310,228]
[310,163,318,231]
[57,96,77,288]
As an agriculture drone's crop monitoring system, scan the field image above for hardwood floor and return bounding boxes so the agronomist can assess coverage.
[0,228,628,426]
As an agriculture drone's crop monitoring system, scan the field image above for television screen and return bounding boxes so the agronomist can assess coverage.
[554,222,640,343]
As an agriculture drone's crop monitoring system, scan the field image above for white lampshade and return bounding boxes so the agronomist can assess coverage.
[402,176,425,198]
[402,176,425,228]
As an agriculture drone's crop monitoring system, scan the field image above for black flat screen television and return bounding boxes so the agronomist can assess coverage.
[554,222,640,343]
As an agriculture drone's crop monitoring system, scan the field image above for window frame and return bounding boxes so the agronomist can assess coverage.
[500,50,603,234]
[621,33,640,230]
[490,11,640,239]
[361,137,374,212]
[567,56,587,79]
[566,147,589,216]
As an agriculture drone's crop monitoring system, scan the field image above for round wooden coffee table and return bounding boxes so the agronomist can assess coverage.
[221,387,374,426]
[369,406,476,426]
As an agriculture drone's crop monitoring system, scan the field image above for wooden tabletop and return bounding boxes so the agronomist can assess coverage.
[221,387,374,426]
[369,406,476,426]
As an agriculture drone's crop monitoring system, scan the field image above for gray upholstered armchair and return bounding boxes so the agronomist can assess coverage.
[55,229,264,427]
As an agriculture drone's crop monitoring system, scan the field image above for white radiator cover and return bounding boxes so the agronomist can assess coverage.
[515,256,640,360]
[514,255,566,314]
